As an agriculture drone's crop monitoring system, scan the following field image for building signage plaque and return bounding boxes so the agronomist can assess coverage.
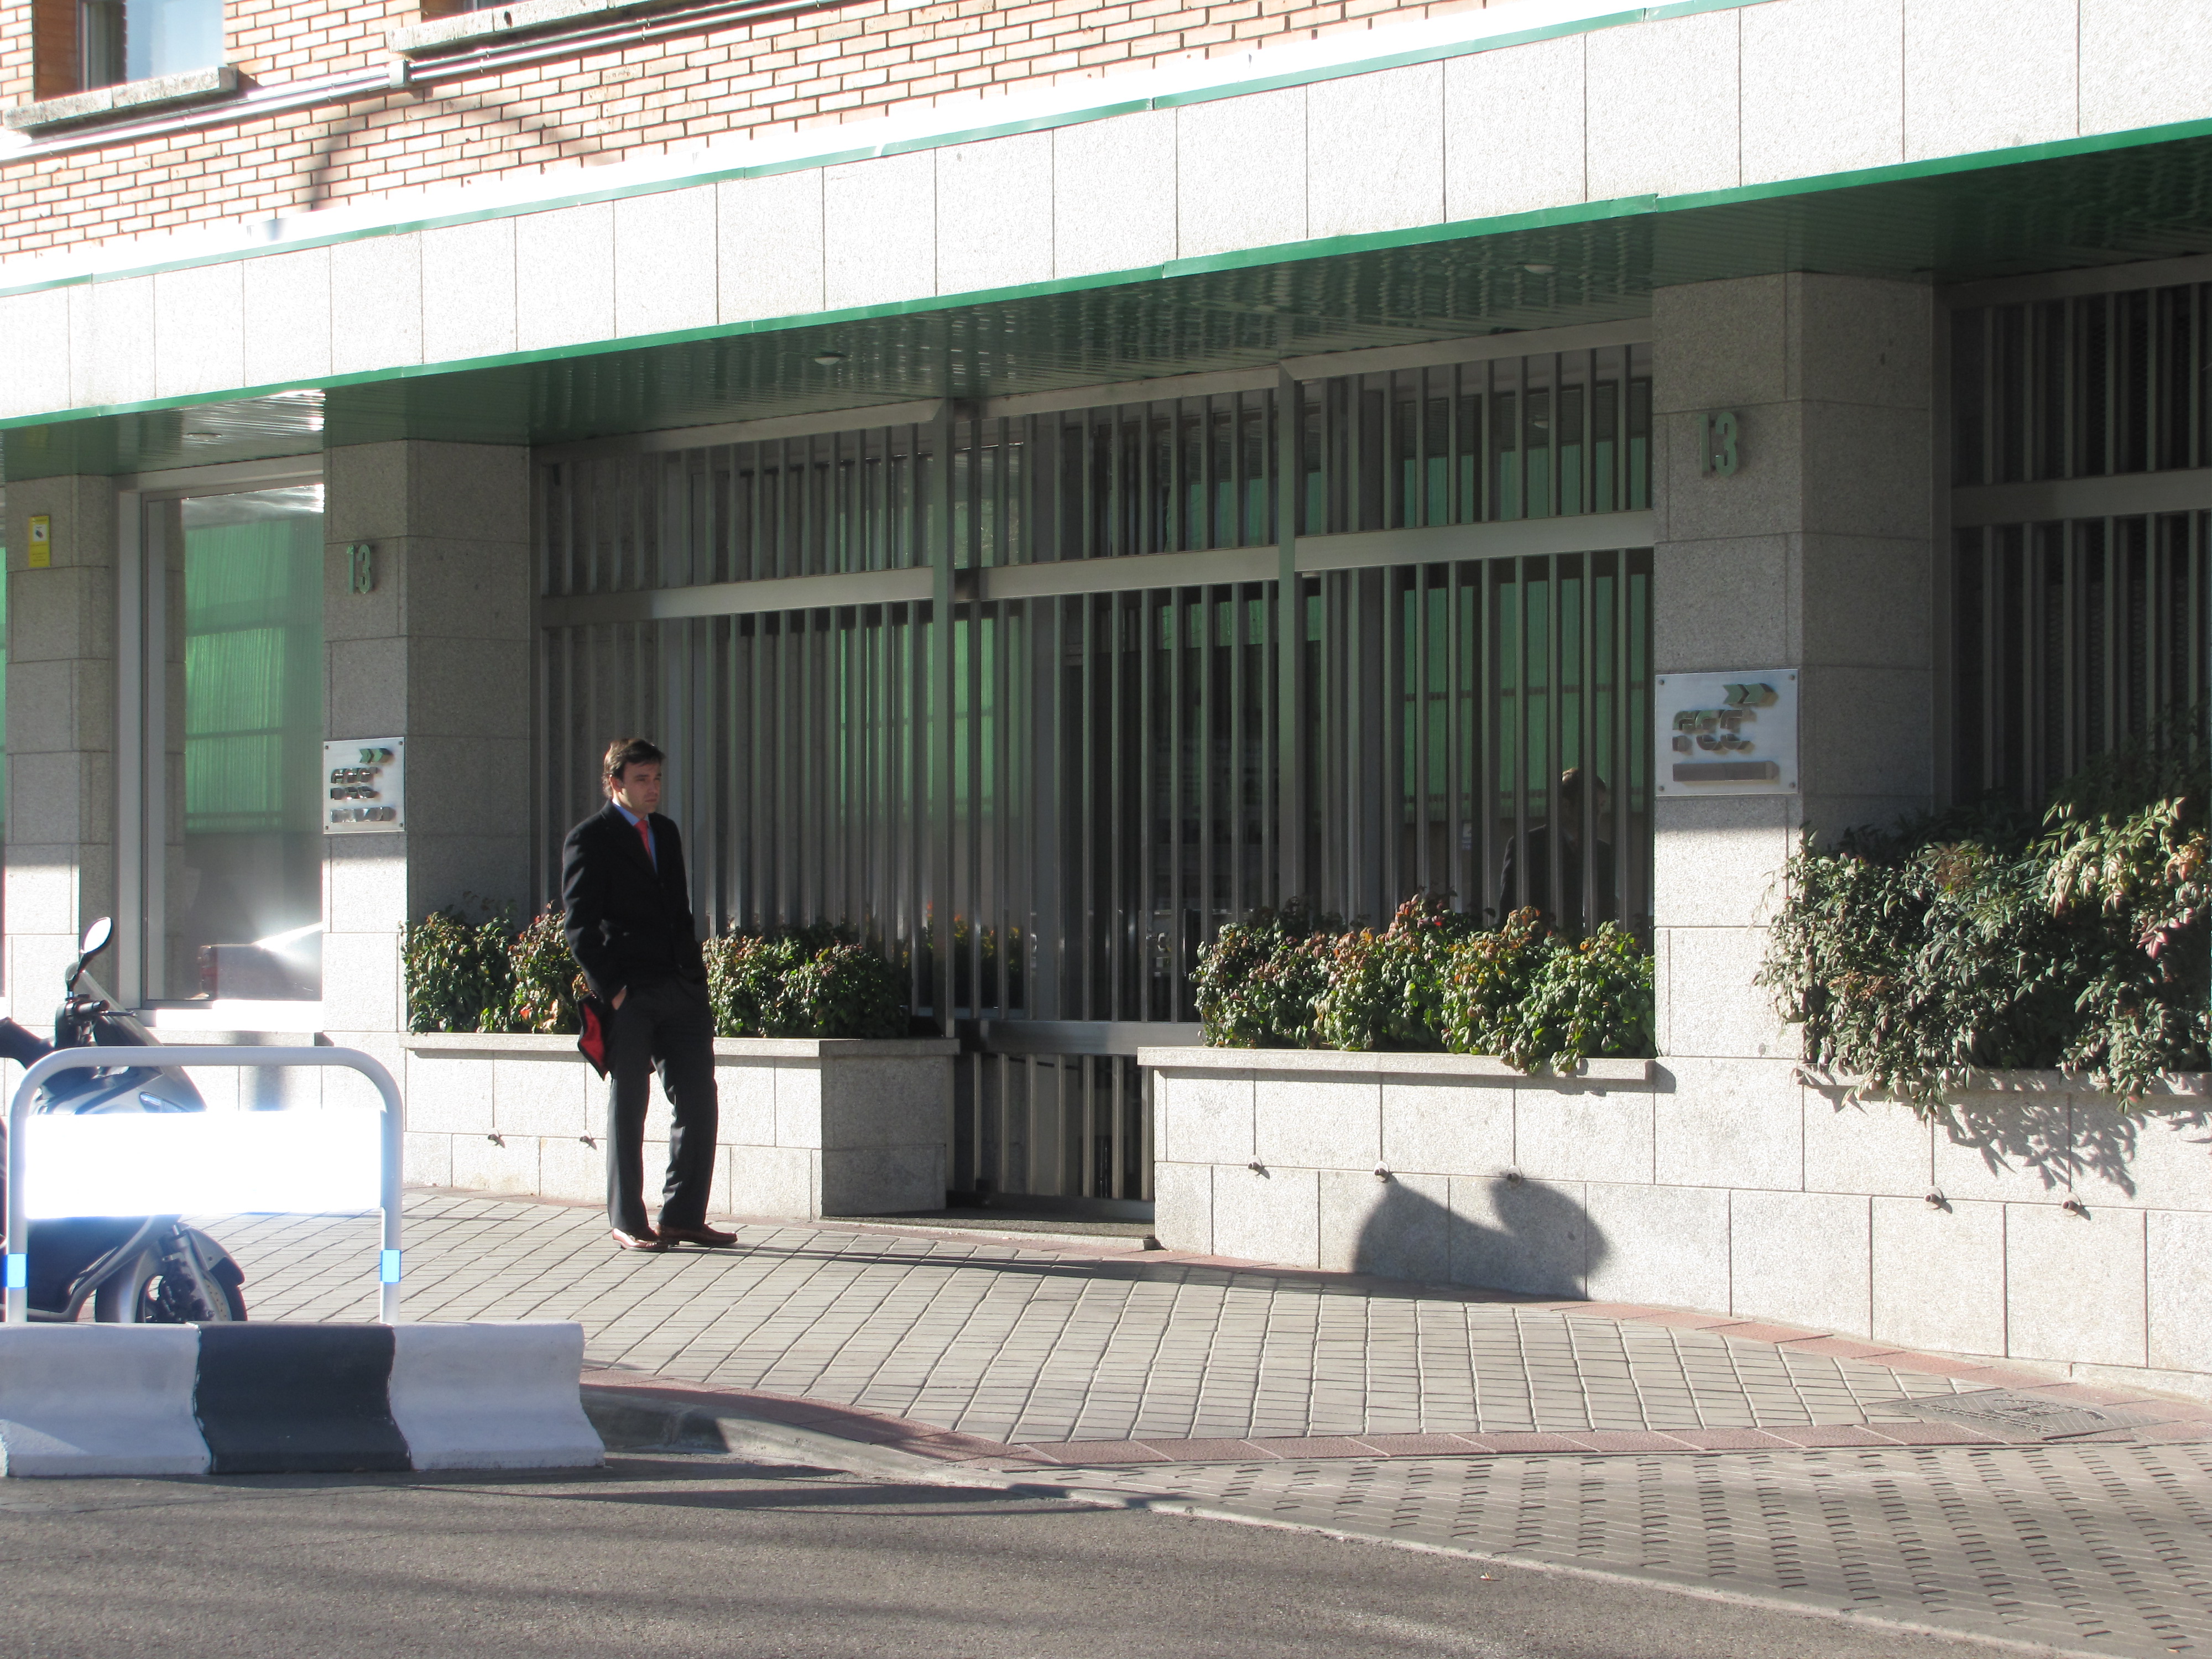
[1653,670,1797,796]
[323,737,406,832]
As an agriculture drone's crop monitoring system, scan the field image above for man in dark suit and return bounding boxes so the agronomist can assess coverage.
[561,737,733,1254]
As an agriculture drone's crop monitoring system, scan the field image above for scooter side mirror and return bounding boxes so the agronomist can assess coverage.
[79,917,114,960]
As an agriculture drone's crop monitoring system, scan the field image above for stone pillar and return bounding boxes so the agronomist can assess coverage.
[1643,274,1935,1333]
[320,442,533,1108]
[3,476,118,1021]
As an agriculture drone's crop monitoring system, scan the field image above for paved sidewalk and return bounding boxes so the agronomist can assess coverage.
[215,1190,2212,1657]
[227,1191,2187,1452]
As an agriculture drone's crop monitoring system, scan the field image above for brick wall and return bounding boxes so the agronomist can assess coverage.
[1,0,1494,262]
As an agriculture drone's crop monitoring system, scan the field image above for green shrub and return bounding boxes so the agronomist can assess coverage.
[505,907,584,1035]
[401,906,514,1034]
[405,911,912,1040]
[705,927,909,1040]
[1192,902,1340,1048]
[1195,897,1656,1072]
[1760,722,2209,1107]
[1488,922,1655,1072]
[1433,907,1547,1058]
[1311,895,1485,1052]
[2038,726,2211,1095]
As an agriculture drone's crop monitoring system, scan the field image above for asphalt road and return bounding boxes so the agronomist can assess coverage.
[0,1455,1996,1659]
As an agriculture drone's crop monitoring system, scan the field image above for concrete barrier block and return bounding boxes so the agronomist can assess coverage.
[0,1326,208,1477]
[388,1323,602,1471]
[195,1324,411,1475]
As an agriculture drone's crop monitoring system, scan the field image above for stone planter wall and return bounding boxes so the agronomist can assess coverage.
[401,1034,957,1219]
[1142,1047,2212,1397]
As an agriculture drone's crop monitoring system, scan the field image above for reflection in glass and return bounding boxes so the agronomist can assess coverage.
[79,0,222,89]
[148,486,324,1001]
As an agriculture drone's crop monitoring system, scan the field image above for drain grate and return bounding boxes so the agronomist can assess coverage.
[1876,1389,2163,1441]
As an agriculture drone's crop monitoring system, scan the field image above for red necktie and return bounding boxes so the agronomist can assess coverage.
[635,816,654,869]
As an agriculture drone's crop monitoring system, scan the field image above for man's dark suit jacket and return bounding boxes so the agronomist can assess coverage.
[561,801,708,1001]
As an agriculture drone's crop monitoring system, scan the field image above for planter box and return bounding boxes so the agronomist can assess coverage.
[1142,1047,2212,1397]
[400,1032,956,1220]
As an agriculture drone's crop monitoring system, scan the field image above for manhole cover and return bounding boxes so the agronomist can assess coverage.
[1877,1388,2159,1439]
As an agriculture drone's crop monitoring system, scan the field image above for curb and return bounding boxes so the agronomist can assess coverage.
[0,1322,604,1477]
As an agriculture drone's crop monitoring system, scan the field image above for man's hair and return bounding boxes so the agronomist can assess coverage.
[602,737,665,789]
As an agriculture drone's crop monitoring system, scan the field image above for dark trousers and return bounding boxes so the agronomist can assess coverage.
[604,975,719,1235]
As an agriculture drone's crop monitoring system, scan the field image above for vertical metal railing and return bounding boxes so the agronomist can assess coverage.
[1953,280,2209,487]
[1953,512,2210,806]
[535,354,1657,1208]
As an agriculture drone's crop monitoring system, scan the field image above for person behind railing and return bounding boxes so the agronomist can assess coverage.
[1496,766,1617,933]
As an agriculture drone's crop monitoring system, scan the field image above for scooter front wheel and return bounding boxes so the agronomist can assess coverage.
[92,1248,247,1323]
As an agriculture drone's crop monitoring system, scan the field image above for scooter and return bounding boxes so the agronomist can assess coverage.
[0,919,248,1322]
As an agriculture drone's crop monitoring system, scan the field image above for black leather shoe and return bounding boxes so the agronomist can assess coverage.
[610,1227,666,1252]
[658,1223,737,1248]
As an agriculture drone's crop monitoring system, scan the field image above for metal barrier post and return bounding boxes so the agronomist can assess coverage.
[3,1047,404,1326]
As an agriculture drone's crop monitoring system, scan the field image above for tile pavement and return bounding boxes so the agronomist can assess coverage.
[217,1190,2212,1458]
[206,1190,2212,1657]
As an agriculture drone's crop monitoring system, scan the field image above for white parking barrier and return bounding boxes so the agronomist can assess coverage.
[389,1323,603,1470]
[0,1325,207,1477]
[4,1046,405,1326]
[0,1047,603,1477]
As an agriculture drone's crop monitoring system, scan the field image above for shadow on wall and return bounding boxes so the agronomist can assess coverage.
[1809,1082,2209,1198]
[1350,1173,1609,1298]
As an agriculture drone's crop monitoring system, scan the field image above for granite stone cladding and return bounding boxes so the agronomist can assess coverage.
[1146,1049,2212,1397]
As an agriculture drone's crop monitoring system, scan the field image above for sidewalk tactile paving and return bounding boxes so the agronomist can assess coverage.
[1054,1443,2212,1659]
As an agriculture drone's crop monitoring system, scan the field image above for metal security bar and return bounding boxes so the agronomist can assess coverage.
[535,349,1656,1209]
[1299,345,1653,531]
[1953,284,2210,486]
[1953,512,2210,806]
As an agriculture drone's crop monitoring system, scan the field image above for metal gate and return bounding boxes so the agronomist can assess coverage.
[533,337,1655,1211]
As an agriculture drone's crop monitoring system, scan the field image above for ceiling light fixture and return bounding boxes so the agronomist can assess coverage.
[812,350,847,366]
[1522,263,1557,276]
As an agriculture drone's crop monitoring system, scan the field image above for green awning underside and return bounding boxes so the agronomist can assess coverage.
[9,124,2212,481]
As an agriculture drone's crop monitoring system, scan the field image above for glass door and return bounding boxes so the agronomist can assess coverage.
[138,484,326,1003]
